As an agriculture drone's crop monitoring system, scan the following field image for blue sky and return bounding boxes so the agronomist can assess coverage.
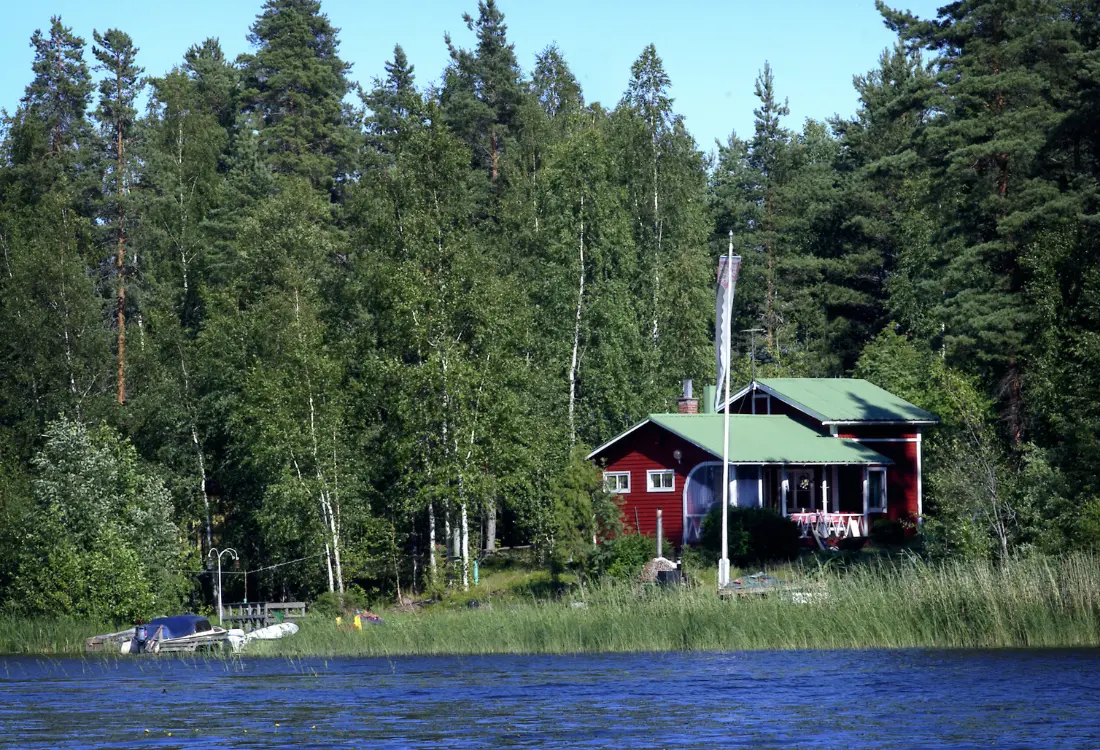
[0,0,942,153]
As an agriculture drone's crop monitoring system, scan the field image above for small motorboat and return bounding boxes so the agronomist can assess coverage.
[86,614,230,654]
[226,622,299,652]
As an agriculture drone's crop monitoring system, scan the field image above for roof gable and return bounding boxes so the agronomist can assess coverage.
[590,413,891,465]
[743,378,937,424]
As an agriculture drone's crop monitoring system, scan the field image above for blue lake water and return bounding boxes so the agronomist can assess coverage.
[1,649,1099,748]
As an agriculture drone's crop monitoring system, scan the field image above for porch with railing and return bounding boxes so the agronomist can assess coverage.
[788,511,868,540]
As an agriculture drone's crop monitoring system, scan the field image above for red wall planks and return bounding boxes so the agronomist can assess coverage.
[837,431,921,522]
[595,421,715,546]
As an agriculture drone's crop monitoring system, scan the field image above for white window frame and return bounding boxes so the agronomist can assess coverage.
[604,471,630,494]
[866,467,887,512]
[646,469,676,493]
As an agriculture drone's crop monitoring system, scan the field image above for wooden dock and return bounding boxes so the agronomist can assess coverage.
[221,601,307,631]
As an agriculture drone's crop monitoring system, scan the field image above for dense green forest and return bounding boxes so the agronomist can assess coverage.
[0,0,1097,617]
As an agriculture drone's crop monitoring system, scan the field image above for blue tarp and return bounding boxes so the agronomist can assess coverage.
[145,615,212,640]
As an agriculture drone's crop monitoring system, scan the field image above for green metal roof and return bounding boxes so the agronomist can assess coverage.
[755,378,938,423]
[648,413,891,464]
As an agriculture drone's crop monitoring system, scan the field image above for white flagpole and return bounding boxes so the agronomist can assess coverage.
[719,231,733,588]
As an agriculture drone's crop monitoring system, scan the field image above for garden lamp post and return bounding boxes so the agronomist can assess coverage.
[208,547,237,622]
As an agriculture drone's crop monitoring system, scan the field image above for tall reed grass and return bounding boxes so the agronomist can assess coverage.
[0,617,112,655]
[1,554,1097,656]
[257,553,1100,656]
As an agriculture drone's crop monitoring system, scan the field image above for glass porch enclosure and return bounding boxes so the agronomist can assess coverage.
[683,463,882,545]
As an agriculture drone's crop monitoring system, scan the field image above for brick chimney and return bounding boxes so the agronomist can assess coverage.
[678,378,698,414]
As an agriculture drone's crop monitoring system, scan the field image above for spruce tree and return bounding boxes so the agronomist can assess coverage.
[616,45,711,406]
[364,44,421,158]
[749,62,791,351]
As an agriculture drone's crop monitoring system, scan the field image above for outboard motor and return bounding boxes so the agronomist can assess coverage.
[134,624,148,654]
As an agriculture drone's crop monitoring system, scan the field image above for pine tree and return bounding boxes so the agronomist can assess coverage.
[879,0,1072,443]
[240,0,353,191]
[0,18,109,459]
[442,0,525,182]
[8,17,98,205]
[92,28,144,404]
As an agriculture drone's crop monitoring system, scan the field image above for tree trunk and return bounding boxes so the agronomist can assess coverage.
[296,288,343,594]
[460,497,470,591]
[115,69,127,405]
[568,193,585,445]
[391,517,403,602]
[324,539,335,592]
[445,507,453,562]
[428,501,437,586]
[484,499,496,553]
[764,190,776,349]
[192,424,212,552]
[490,131,499,181]
[180,352,212,552]
[411,530,419,595]
[116,245,126,403]
[651,160,661,344]
[1005,360,1024,447]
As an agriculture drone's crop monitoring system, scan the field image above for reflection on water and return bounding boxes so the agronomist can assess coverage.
[1,649,1099,748]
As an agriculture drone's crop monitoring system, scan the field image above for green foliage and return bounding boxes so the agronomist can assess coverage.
[595,533,671,581]
[699,506,801,566]
[310,586,373,618]
[7,419,191,621]
[870,518,906,546]
[548,447,619,579]
[239,0,353,189]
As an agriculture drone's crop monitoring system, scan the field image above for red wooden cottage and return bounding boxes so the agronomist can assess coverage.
[587,378,938,547]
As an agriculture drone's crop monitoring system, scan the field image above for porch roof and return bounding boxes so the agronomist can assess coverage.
[648,413,892,465]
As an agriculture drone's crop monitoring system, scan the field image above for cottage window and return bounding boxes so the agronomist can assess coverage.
[867,467,887,512]
[647,470,675,493]
[752,393,771,414]
[604,471,630,494]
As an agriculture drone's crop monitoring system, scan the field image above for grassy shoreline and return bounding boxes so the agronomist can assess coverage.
[3,554,1099,656]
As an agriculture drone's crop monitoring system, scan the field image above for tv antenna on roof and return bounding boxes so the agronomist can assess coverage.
[741,328,765,382]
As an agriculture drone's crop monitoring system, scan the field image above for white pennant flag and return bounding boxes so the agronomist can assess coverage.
[714,254,741,411]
